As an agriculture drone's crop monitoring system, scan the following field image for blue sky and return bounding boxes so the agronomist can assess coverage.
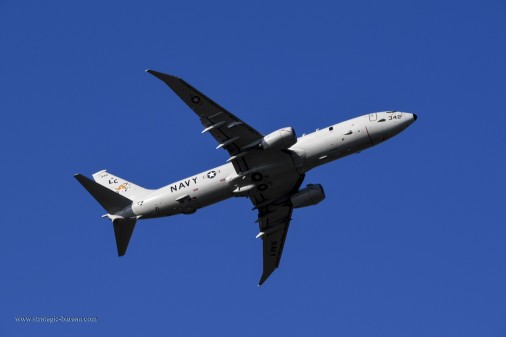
[1,1,505,336]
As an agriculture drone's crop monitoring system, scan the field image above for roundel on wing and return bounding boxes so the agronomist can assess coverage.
[257,184,268,191]
[207,171,217,179]
[251,172,263,182]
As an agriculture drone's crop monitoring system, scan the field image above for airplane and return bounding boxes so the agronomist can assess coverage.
[75,70,417,285]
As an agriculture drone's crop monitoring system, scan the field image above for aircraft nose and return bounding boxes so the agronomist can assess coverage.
[413,114,418,121]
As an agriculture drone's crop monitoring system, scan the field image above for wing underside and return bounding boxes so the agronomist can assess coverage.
[253,174,305,285]
[257,205,293,285]
[146,70,263,173]
[147,70,305,285]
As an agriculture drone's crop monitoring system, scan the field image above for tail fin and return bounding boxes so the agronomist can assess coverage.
[74,174,132,214]
[92,170,151,201]
[112,216,137,256]
[74,173,137,256]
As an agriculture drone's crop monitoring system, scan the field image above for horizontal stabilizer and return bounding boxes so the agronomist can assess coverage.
[113,217,137,256]
[74,174,132,214]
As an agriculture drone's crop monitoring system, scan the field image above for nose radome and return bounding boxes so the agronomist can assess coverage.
[413,114,418,121]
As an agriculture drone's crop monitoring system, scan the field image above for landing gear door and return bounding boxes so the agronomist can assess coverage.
[369,113,377,121]
[176,194,197,214]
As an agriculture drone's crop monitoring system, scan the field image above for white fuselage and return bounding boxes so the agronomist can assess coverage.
[132,111,416,218]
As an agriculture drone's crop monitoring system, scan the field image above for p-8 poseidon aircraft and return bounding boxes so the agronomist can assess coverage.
[75,70,417,285]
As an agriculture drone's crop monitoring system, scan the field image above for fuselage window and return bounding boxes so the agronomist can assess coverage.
[329,126,333,131]
[378,118,386,122]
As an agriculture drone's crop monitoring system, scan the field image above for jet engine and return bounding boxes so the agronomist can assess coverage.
[290,184,325,208]
[261,127,297,150]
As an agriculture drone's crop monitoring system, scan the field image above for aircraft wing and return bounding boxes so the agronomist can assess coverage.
[146,70,263,169]
[256,204,293,285]
[148,70,305,284]
[252,174,305,285]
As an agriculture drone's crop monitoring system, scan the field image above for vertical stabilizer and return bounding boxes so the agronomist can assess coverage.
[74,174,132,214]
[75,173,138,256]
[92,170,151,201]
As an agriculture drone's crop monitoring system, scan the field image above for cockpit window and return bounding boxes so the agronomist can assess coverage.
[378,118,386,122]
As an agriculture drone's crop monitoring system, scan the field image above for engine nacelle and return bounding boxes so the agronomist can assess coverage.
[261,127,297,150]
[290,184,325,208]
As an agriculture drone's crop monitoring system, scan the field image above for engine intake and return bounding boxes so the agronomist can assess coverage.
[290,184,325,208]
[261,127,297,150]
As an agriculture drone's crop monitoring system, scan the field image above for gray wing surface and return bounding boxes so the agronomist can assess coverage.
[256,205,293,285]
[146,70,263,172]
[147,69,305,285]
[252,174,305,285]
